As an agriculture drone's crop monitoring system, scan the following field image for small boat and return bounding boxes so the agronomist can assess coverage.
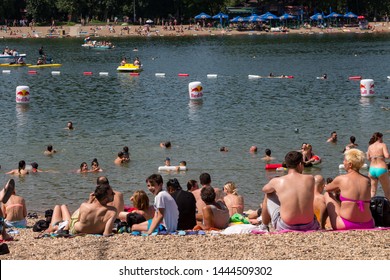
[81,42,114,49]
[117,63,143,72]
[0,63,31,67]
[28,63,62,68]
[0,53,27,59]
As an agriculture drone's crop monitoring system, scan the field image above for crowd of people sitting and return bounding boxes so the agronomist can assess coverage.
[1,131,390,256]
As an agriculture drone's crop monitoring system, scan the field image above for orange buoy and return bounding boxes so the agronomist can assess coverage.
[28,70,37,75]
[83,72,93,76]
[178,73,189,77]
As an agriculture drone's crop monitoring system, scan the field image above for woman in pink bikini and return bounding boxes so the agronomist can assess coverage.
[324,148,374,230]
[1,183,27,228]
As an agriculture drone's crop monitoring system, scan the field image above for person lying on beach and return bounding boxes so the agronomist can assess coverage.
[1,182,27,228]
[194,186,230,230]
[223,181,244,217]
[43,144,57,156]
[324,149,374,230]
[131,174,178,234]
[6,160,29,176]
[47,183,117,236]
[1,179,16,245]
[261,151,320,231]
[167,178,196,230]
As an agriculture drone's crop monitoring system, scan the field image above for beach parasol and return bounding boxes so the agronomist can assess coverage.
[260,12,279,20]
[230,16,246,23]
[145,19,153,24]
[212,12,229,27]
[246,14,264,22]
[325,12,343,18]
[194,12,211,20]
[344,12,358,18]
[310,13,324,21]
[279,13,297,20]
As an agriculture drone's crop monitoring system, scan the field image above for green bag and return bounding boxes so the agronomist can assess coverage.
[229,213,250,224]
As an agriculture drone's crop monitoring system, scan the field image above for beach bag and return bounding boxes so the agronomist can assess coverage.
[370,196,390,227]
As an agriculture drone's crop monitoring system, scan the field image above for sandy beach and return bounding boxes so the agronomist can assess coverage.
[1,22,390,39]
[1,217,390,260]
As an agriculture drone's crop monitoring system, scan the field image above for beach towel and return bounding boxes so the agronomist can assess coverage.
[221,224,258,235]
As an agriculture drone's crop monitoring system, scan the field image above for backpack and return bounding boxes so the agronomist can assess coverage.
[370,196,390,227]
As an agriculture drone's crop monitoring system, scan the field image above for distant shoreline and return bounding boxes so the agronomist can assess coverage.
[1,22,390,39]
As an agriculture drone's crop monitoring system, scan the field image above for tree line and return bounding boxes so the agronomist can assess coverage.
[0,0,388,25]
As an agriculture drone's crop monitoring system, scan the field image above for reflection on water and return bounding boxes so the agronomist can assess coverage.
[15,104,30,128]
[188,99,203,120]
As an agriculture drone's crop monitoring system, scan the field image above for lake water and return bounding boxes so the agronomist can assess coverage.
[1,33,390,213]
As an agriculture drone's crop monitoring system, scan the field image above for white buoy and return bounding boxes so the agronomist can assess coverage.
[360,79,375,97]
[2,70,11,74]
[207,74,218,78]
[51,71,60,75]
[16,86,30,104]
[99,72,109,76]
[188,81,203,100]
[155,73,166,77]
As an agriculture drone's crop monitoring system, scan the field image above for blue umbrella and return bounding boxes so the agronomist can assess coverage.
[310,13,324,20]
[260,12,279,20]
[344,12,358,18]
[212,12,229,20]
[246,14,264,22]
[325,12,343,18]
[194,12,211,20]
[279,13,297,20]
[230,16,246,23]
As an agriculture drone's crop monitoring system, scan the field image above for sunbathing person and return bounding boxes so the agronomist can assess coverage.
[223,181,244,216]
[1,179,16,245]
[194,186,229,230]
[47,183,117,236]
[324,148,374,230]
[1,182,27,228]
[261,151,320,231]
[118,190,155,225]
[313,175,327,229]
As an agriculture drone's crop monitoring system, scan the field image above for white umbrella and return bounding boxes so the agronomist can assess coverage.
[145,19,153,24]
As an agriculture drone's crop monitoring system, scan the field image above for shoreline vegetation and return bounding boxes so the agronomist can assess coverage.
[1,219,390,260]
[1,22,390,39]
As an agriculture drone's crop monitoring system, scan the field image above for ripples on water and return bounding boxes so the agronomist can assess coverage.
[1,33,390,211]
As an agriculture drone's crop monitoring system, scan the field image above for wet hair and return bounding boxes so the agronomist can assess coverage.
[344,148,365,170]
[123,146,129,153]
[117,151,124,158]
[220,146,228,152]
[179,161,186,166]
[265,149,271,156]
[166,178,182,191]
[350,136,356,144]
[132,190,149,211]
[31,162,38,169]
[80,162,87,170]
[326,177,334,184]
[93,184,112,202]
[91,158,99,166]
[47,145,53,152]
[284,151,303,168]
[187,179,198,191]
[224,181,238,195]
[161,141,171,148]
[369,132,383,145]
[146,174,163,186]
[201,186,216,204]
[18,160,26,172]
[199,173,211,185]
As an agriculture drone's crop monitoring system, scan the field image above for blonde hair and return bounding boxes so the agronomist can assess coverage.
[132,190,149,211]
[344,148,365,170]
[224,181,238,195]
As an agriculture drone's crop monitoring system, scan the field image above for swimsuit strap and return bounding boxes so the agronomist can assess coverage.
[339,194,370,212]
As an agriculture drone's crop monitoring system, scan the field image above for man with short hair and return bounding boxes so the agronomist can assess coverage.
[132,174,178,234]
[261,151,319,231]
[327,131,338,143]
[70,183,117,236]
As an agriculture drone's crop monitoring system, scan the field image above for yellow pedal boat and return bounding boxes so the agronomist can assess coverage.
[28,64,62,68]
[116,63,143,72]
[0,63,32,67]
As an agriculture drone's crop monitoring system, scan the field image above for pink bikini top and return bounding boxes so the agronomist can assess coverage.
[339,194,370,212]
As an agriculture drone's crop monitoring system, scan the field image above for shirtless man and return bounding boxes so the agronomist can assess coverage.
[261,151,320,231]
[327,131,338,143]
[44,144,57,156]
[114,152,126,165]
[192,173,223,223]
[97,176,124,215]
[261,149,275,161]
[313,175,327,229]
[49,184,116,236]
